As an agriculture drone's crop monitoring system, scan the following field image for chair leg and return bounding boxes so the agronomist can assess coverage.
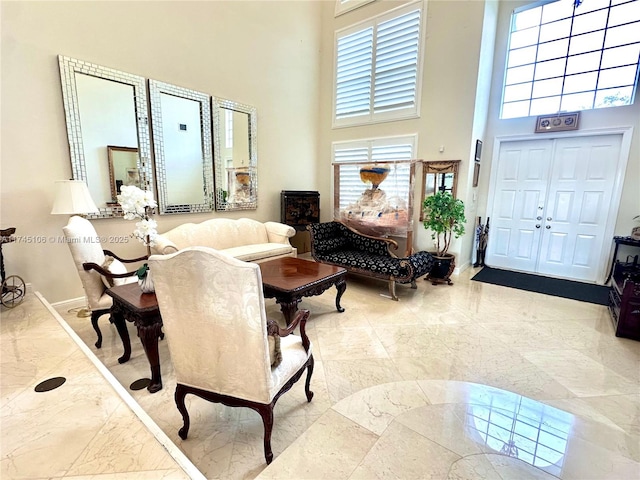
[256,404,274,464]
[305,355,315,402]
[91,311,103,348]
[387,279,399,301]
[175,384,191,440]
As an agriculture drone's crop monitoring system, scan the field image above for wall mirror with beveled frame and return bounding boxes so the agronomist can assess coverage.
[58,56,153,218]
[420,160,460,221]
[149,80,214,214]
[212,98,257,211]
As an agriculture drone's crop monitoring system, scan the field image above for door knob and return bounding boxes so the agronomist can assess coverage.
[536,224,541,228]
[547,217,552,221]
[546,225,551,229]
[537,216,542,220]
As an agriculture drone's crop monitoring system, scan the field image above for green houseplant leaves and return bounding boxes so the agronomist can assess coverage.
[422,191,466,257]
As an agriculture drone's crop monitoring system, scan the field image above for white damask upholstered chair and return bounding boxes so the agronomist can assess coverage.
[63,215,145,348]
[149,246,314,464]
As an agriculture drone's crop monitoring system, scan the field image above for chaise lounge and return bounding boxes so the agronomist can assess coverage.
[307,221,434,300]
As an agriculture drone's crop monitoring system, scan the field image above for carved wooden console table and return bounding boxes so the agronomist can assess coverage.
[106,283,164,393]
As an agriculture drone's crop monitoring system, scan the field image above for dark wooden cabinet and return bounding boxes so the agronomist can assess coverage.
[608,262,640,341]
[280,191,320,230]
[281,191,320,254]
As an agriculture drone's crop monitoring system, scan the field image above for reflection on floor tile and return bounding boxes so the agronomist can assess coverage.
[4,265,639,479]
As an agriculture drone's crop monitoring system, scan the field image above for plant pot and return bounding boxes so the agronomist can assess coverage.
[426,253,455,285]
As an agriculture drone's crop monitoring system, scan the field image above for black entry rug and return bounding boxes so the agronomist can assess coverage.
[471,266,610,305]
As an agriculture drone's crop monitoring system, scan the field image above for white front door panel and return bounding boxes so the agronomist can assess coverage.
[488,134,622,282]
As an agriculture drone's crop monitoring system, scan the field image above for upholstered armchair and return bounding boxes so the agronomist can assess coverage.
[62,216,146,348]
[149,246,314,464]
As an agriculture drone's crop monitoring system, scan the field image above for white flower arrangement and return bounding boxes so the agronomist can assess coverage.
[117,185,158,251]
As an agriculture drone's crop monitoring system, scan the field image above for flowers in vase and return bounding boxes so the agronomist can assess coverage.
[117,185,158,251]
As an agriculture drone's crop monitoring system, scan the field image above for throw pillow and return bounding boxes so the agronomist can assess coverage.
[100,255,129,288]
[266,319,283,368]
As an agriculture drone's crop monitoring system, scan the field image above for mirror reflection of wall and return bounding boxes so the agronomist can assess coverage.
[107,146,139,201]
[160,94,205,205]
[149,80,213,214]
[58,56,152,218]
[212,98,257,211]
[75,74,138,206]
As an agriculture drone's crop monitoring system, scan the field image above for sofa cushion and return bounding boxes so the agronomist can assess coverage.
[223,244,294,262]
[321,250,410,278]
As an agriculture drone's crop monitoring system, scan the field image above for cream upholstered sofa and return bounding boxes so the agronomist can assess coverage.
[151,217,297,263]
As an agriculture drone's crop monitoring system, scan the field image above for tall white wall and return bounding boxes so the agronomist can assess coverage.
[1,1,321,302]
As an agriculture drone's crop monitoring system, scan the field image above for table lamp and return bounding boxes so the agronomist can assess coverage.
[51,180,99,317]
[51,180,99,215]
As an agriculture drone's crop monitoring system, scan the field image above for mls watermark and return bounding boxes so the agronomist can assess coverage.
[10,235,131,244]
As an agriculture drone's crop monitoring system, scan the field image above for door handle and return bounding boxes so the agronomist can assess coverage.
[546,225,551,229]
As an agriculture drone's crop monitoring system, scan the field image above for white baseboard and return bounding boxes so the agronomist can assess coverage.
[49,296,86,310]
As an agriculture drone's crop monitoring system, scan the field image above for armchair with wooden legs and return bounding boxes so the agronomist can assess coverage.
[149,246,314,464]
[62,215,146,350]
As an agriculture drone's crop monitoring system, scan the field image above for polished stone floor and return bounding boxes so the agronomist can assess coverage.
[2,265,639,479]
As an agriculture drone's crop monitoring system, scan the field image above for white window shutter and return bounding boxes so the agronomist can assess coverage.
[374,9,421,114]
[336,28,374,119]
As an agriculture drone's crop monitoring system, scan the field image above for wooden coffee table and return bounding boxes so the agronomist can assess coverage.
[259,257,347,325]
[106,282,164,393]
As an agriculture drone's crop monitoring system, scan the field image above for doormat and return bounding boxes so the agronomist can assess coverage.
[471,266,610,305]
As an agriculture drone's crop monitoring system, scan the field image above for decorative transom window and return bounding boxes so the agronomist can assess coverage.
[333,3,423,127]
[501,0,640,119]
[332,136,416,209]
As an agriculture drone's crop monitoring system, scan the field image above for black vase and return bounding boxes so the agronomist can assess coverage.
[427,253,455,285]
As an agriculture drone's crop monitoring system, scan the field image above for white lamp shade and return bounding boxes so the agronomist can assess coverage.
[51,180,99,215]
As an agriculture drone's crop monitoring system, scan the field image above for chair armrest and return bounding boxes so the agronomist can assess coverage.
[103,249,148,263]
[82,262,139,280]
[267,309,311,353]
[151,235,179,254]
[264,222,296,244]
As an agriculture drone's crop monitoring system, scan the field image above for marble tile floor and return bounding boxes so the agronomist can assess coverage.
[0,288,199,480]
[3,265,639,479]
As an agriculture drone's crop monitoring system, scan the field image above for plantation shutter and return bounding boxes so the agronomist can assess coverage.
[334,5,422,125]
[336,28,374,119]
[374,9,421,114]
[334,138,414,210]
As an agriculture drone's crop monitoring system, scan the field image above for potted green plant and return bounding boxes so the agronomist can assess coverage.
[422,191,466,285]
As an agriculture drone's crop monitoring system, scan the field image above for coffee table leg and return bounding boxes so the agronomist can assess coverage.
[335,279,346,313]
[111,310,132,364]
[137,322,163,393]
[277,299,300,327]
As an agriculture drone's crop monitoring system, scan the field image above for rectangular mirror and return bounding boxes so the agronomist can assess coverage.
[149,80,214,214]
[107,146,140,201]
[420,160,460,221]
[212,98,257,211]
[58,56,153,218]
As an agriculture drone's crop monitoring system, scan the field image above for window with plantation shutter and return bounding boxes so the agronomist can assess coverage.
[334,4,423,127]
[333,136,416,210]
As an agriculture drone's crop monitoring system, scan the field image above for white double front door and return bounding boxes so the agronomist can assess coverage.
[486,134,623,283]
